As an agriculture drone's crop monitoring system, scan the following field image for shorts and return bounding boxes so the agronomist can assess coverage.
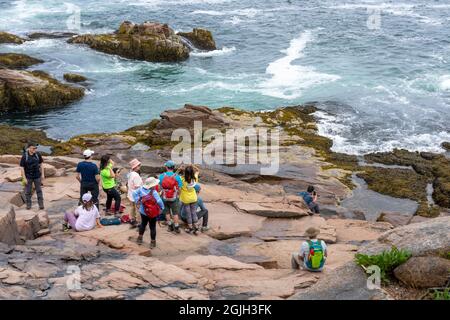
[162,199,180,217]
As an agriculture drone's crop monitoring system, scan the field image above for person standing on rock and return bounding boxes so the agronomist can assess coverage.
[291,227,327,272]
[127,158,143,228]
[63,192,103,232]
[158,160,182,234]
[180,184,209,232]
[179,164,200,234]
[133,177,164,249]
[76,149,100,208]
[20,142,45,210]
[99,155,121,215]
[299,185,320,214]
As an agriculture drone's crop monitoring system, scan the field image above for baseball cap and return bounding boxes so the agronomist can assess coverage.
[83,149,95,158]
[164,160,175,168]
[82,192,93,203]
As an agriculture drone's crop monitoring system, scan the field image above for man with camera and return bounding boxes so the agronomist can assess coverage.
[298,185,320,214]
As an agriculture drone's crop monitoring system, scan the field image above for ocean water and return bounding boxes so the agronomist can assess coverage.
[1,0,450,155]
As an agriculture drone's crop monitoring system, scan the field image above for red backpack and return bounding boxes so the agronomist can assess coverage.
[141,189,160,218]
[161,173,178,201]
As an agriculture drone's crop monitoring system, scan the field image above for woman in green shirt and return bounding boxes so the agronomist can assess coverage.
[100,155,121,215]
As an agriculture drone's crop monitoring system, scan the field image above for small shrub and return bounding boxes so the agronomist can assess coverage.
[432,288,450,300]
[355,247,412,284]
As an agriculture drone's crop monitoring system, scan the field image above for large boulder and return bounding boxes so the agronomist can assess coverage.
[0,69,84,113]
[0,208,21,245]
[0,53,43,69]
[68,21,190,63]
[233,195,309,218]
[376,212,412,227]
[0,32,25,44]
[359,216,450,257]
[393,257,450,288]
[289,262,391,300]
[178,28,216,51]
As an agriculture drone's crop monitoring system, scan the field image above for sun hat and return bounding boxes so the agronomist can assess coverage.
[83,149,95,158]
[305,227,320,239]
[129,158,142,170]
[82,192,93,203]
[164,160,175,168]
[142,177,160,189]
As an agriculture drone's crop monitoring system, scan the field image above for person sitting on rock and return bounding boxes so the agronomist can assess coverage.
[63,192,103,232]
[76,149,100,208]
[158,160,182,234]
[299,185,320,214]
[180,184,209,232]
[133,177,164,249]
[126,158,143,228]
[179,164,200,234]
[291,227,327,272]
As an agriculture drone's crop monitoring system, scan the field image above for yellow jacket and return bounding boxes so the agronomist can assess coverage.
[180,173,198,204]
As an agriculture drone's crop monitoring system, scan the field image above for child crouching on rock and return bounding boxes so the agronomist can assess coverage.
[179,164,200,235]
[133,177,164,249]
[63,192,103,232]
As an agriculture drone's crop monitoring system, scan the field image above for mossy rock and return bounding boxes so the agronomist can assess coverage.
[357,167,429,202]
[178,28,216,51]
[63,73,87,83]
[0,125,59,155]
[0,31,25,44]
[0,53,43,69]
[415,201,441,218]
[442,142,450,151]
[68,21,190,62]
[0,69,85,113]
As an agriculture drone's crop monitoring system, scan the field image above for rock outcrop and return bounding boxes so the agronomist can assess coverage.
[178,28,216,51]
[0,69,84,113]
[68,21,190,63]
[0,53,43,69]
[393,257,450,288]
[0,208,20,245]
[63,73,87,83]
[376,212,412,227]
[27,32,77,40]
[0,31,25,44]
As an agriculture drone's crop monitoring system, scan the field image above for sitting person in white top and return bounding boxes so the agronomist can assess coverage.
[63,192,103,232]
[291,227,327,272]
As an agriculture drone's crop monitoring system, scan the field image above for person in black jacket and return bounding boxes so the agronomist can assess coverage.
[20,142,45,210]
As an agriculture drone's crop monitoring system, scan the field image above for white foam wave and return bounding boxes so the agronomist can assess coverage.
[439,75,450,91]
[259,31,340,99]
[190,46,236,57]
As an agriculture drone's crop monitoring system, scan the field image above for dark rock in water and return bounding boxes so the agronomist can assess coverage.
[376,212,412,227]
[68,21,190,63]
[394,257,450,288]
[27,31,78,40]
[0,31,25,44]
[289,262,391,300]
[441,142,450,151]
[0,69,84,113]
[178,28,216,51]
[0,53,43,69]
[63,73,87,83]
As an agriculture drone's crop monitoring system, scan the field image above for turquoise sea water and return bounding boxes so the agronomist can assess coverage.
[1,0,450,155]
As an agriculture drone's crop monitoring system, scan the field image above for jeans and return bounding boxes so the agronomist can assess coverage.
[80,182,99,207]
[183,202,198,225]
[103,187,121,212]
[139,214,157,241]
[25,177,44,208]
[181,207,208,227]
[308,202,320,214]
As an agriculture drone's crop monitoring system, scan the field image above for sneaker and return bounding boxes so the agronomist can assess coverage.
[201,226,210,232]
[39,206,45,210]
[168,223,174,232]
[150,240,156,249]
[26,206,31,210]
[136,235,143,245]
[62,222,70,232]
[184,227,193,234]
[174,225,181,234]
[193,225,199,236]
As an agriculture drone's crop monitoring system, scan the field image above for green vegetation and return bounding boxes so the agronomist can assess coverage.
[0,125,59,155]
[431,288,450,300]
[355,247,412,284]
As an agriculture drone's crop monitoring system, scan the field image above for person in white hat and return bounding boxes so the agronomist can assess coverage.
[76,149,100,208]
[63,192,103,232]
[132,177,164,249]
[127,158,143,228]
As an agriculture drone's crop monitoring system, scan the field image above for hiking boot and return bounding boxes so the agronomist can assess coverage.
[168,223,174,232]
[39,205,45,210]
[150,240,156,249]
[201,226,210,232]
[174,225,181,234]
[26,205,31,210]
[62,222,70,232]
[193,225,199,236]
[136,235,143,245]
[184,227,193,234]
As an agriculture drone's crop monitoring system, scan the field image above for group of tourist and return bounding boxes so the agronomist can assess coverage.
[19,142,326,272]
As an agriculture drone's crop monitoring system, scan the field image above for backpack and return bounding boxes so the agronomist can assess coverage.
[100,217,121,226]
[306,240,324,270]
[161,173,178,201]
[141,189,161,218]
